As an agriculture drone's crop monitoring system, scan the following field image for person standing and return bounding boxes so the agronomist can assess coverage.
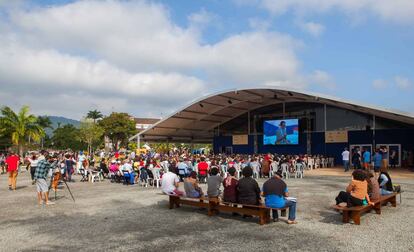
[362,148,371,170]
[0,153,6,174]
[6,151,20,191]
[380,147,388,170]
[34,152,55,205]
[27,154,39,185]
[65,154,76,182]
[372,149,382,173]
[342,148,350,172]
[352,148,361,169]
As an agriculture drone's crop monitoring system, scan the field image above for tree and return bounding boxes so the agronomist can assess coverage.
[0,106,44,155]
[78,120,104,154]
[98,112,137,150]
[37,116,53,148]
[51,124,86,151]
[86,109,103,123]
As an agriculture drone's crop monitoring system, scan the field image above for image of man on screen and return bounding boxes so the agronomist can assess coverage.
[275,121,290,144]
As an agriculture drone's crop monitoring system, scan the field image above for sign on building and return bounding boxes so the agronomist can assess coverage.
[232,134,248,145]
[325,130,348,143]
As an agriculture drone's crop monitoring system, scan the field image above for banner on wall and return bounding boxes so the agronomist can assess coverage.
[325,130,348,143]
[232,134,248,145]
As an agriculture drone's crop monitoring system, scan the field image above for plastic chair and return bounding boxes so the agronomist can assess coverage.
[295,163,304,178]
[152,168,161,188]
[281,163,289,179]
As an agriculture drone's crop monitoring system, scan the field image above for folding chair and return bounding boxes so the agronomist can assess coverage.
[79,169,88,182]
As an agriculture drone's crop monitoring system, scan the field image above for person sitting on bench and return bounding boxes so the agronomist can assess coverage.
[161,166,183,196]
[378,167,394,195]
[207,167,222,198]
[237,166,261,206]
[184,171,203,198]
[366,171,380,201]
[262,171,297,224]
[335,170,373,207]
[223,167,238,203]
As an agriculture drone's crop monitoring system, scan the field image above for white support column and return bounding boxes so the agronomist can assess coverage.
[282,102,286,119]
[324,104,327,155]
[137,135,140,153]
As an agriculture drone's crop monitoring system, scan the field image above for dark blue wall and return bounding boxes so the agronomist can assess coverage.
[213,129,414,165]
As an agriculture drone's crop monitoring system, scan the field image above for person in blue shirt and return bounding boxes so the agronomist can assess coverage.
[373,149,382,173]
[275,121,290,144]
[262,170,297,224]
[362,148,371,170]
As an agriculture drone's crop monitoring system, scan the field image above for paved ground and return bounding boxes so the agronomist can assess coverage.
[0,168,413,252]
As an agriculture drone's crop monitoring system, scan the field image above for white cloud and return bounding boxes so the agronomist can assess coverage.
[248,17,271,31]
[298,21,325,37]
[394,76,412,90]
[240,0,414,25]
[372,79,388,89]
[0,0,316,118]
[309,70,336,89]
[7,1,303,84]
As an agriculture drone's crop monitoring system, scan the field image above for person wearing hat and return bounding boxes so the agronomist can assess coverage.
[262,170,297,224]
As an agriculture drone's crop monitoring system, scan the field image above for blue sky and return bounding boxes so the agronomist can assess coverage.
[0,0,413,119]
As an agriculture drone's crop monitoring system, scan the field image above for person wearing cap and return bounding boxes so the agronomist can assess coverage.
[262,170,297,224]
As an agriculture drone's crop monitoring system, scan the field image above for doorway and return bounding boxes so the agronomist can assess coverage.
[376,144,401,167]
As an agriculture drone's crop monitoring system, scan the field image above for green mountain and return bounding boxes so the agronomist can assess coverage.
[46,116,81,136]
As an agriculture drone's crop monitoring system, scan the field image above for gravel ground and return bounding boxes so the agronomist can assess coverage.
[0,168,413,252]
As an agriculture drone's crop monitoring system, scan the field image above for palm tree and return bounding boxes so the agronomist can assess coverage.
[86,109,103,123]
[37,116,53,148]
[0,106,45,155]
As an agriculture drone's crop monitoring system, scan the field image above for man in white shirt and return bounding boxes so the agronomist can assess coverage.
[342,148,350,172]
[161,168,183,196]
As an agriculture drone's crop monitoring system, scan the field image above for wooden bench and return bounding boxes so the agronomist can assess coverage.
[168,195,288,225]
[168,194,210,210]
[209,199,289,225]
[332,192,398,225]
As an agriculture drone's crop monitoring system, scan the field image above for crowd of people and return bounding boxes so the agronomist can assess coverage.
[341,146,406,172]
[0,147,400,222]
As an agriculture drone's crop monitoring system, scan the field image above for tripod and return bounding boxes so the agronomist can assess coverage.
[49,172,76,202]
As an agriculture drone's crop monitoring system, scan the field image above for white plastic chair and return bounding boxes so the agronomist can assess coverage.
[152,168,161,188]
[307,158,314,170]
[295,163,304,178]
[270,161,279,177]
[281,163,289,179]
[89,170,101,183]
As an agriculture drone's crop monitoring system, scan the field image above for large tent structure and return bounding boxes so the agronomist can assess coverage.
[130,87,414,144]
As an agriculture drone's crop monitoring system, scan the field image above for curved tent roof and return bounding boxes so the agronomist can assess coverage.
[130,87,414,143]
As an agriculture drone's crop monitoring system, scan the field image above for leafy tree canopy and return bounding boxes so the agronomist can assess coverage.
[99,112,136,150]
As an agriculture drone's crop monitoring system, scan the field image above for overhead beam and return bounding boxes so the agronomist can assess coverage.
[182,110,234,118]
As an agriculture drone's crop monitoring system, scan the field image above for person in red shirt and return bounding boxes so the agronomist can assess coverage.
[6,151,20,191]
[197,157,209,183]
